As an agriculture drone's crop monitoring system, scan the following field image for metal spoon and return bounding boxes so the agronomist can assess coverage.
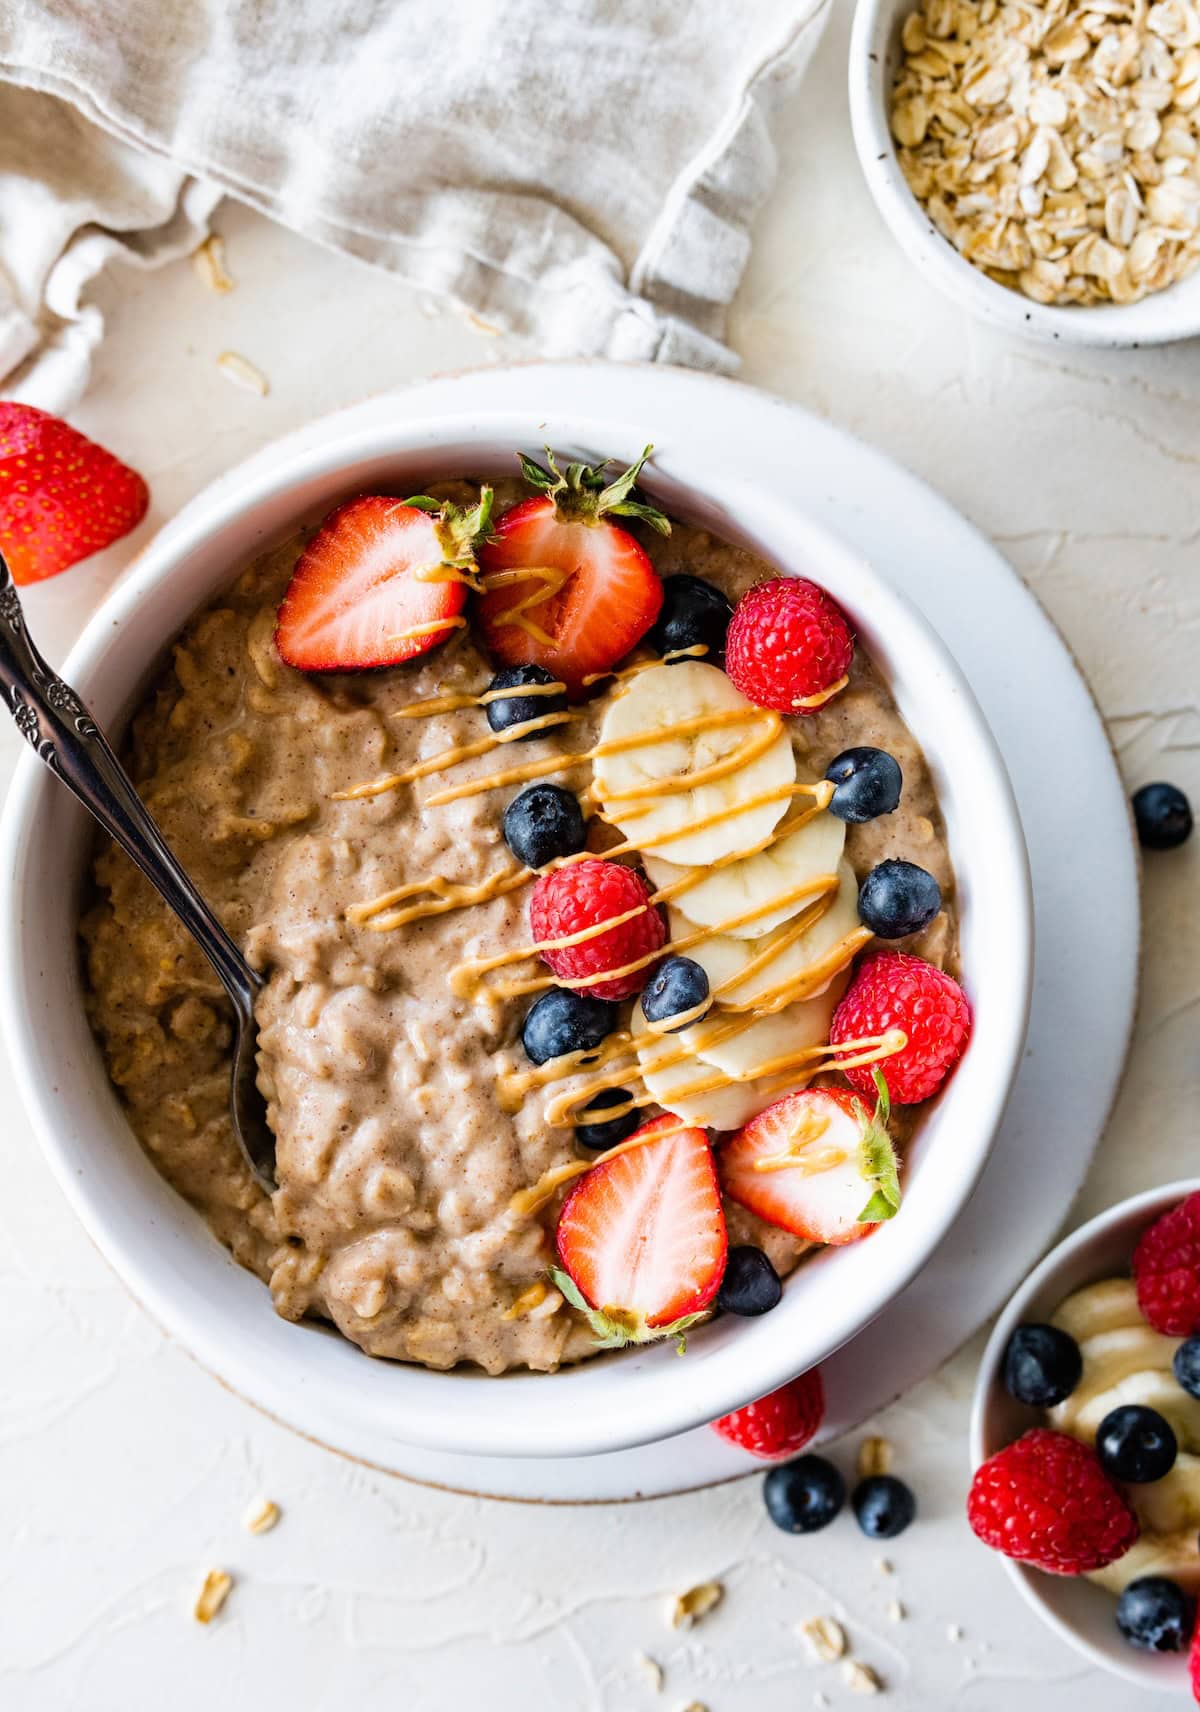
[0,553,276,1189]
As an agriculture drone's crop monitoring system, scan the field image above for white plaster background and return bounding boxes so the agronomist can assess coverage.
[2,3,1198,1706]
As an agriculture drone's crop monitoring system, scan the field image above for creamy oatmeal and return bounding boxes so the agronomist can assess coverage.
[81,476,959,1374]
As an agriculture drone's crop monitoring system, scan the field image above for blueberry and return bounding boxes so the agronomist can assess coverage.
[856,860,942,939]
[1096,1404,1177,1483]
[649,574,733,665]
[1002,1324,1083,1407]
[717,1246,783,1317]
[1116,1576,1195,1653]
[824,747,903,823]
[574,1087,640,1150]
[640,955,711,1032]
[503,783,586,868]
[521,988,618,1066]
[1174,1337,1200,1399]
[485,664,567,740]
[763,1455,846,1534]
[851,1475,916,1540]
[1133,781,1193,850]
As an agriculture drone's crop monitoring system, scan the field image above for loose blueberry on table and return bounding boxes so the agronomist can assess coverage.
[1132,780,1193,850]
[763,1455,847,1534]
[852,1474,916,1540]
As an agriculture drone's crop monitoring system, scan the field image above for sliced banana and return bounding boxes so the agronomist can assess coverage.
[646,806,845,940]
[631,977,844,1132]
[1090,1530,1200,1596]
[593,660,794,866]
[670,862,862,1009]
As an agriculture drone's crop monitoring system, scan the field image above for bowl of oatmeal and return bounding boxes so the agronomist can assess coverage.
[849,0,1200,346]
[0,364,1031,1461]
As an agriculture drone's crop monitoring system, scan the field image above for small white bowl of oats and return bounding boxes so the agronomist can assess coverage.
[849,0,1200,344]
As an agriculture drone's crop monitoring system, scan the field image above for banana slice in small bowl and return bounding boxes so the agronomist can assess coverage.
[593,661,794,866]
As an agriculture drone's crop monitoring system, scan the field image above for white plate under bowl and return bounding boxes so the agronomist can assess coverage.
[972,1181,1200,1694]
[289,370,1136,1501]
[0,365,1119,1489]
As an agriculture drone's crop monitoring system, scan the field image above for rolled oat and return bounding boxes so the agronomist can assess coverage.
[891,0,1200,303]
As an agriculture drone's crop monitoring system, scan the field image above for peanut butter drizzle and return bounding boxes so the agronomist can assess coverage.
[792,673,850,711]
[497,1029,636,1114]
[478,565,570,648]
[545,1027,907,1128]
[508,1117,691,1218]
[389,615,468,644]
[348,865,529,933]
[392,677,568,722]
[332,708,581,801]
[716,927,875,1016]
[413,561,485,593]
[451,872,841,1006]
[754,1145,848,1176]
[426,704,781,809]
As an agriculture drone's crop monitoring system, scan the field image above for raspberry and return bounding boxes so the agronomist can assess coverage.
[1133,1192,1200,1337]
[529,859,666,1002]
[711,1368,825,1460]
[967,1428,1139,1575]
[1190,1612,1200,1701]
[830,950,971,1104]
[725,578,854,714]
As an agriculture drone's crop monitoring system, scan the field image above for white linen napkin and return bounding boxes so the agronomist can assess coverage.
[0,0,830,412]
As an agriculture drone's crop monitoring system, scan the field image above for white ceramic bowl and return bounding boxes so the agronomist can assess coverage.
[848,0,1200,347]
[972,1179,1200,1693]
[0,362,1032,1464]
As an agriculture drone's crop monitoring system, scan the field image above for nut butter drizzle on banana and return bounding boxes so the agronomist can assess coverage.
[338,651,904,1146]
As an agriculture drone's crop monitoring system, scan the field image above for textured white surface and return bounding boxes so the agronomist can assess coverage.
[3,2,1198,1705]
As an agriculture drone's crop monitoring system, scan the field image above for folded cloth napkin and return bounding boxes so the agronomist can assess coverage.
[0,0,829,411]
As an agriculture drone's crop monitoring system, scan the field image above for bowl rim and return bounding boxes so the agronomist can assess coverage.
[847,0,1200,348]
[970,1177,1200,1691]
[0,361,1034,1460]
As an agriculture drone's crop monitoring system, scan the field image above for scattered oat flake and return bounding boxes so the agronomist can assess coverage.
[842,1659,883,1695]
[463,309,501,335]
[668,1580,723,1629]
[675,1703,708,1712]
[887,1599,906,1623]
[217,351,269,396]
[799,1615,847,1662]
[874,1556,894,1575]
[242,1496,280,1535]
[947,1622,965,1642]
[192,233,235,294]
[857,1436,893,1479]
[193,1568,233,1624]
[635,1651,664,1692]
[814,1696,831,1710]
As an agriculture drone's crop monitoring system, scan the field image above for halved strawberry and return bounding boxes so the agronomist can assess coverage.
[474,447,667,693]
[719,1074,900,1246]
[552,1114,727,1348]
[0,402,149,585]
[275,489,492,671]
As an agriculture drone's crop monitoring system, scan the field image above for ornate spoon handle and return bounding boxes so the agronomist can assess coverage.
[0,557,262,1012]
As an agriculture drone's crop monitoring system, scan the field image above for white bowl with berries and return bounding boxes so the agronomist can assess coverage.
[970,1180,1200,1694]
[0,362,1032,1464]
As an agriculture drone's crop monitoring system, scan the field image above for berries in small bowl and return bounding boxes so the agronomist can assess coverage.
[971,1178,1200,1693]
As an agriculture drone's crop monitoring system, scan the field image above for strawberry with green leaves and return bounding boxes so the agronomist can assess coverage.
[275,488,493,672]
[719,1073,900,1246]
[552,1115,727,1350]
[475,445,667,693]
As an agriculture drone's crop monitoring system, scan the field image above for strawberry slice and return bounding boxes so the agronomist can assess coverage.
[474,446,667,693]
[552,1114,727,1348]
[719,1074,900,1246]
[0,402,148,585]
[275,489,492,671]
